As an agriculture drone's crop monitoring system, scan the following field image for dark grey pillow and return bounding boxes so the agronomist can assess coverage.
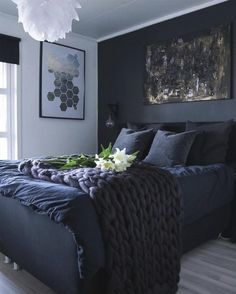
[186,120,233,165]
[112,128,154,159]
[144,130,197,167]
[127,122,163,133]
[126,122,147,131]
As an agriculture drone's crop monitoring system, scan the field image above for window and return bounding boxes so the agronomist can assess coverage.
[0,62,18,160]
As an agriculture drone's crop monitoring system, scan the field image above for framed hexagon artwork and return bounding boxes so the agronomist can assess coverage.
[40,42,85,119]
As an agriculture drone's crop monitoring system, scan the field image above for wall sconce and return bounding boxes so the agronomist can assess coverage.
[105,103,119,128]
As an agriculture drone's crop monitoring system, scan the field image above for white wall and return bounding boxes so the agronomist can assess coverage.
[0,12,98,158]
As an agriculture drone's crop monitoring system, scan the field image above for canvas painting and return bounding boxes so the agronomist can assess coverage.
[40,42,85,119]
[144,24,231,104]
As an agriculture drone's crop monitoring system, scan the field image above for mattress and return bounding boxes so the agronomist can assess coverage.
[166,164,234,225]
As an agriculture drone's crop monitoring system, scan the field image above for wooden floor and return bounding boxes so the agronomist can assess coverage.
[178,239,236,294]
[0,239,236,294]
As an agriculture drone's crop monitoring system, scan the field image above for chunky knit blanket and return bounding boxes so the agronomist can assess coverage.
[19,159,181,294]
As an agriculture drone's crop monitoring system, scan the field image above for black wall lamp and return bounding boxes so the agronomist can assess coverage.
[105,103,119,128]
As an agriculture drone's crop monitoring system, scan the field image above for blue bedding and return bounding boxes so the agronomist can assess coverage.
[166,164,234,225]
[0,160,105,280]
[0,160,234,279]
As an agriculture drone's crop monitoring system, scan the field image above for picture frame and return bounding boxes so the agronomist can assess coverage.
[144,23,232,105]
[40,42,85,120]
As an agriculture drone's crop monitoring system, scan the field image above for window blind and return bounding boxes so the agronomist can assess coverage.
[0,34,20,65]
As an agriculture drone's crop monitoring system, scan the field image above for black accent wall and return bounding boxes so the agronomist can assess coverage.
[98,1,236,147]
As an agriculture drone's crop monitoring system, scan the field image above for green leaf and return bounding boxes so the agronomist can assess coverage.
[132,150,139,156]
[59,154,96,170]
[98,143,112,159]
[35,142,141,171]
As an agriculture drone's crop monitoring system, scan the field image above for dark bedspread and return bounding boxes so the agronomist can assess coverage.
[0,160,181,294]
[166,164,234,225]
[0,161,234,293]
[0,160,105,280]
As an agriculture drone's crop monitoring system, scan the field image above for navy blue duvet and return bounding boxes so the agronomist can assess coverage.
[0,160,234,279]
[166,164,234,225]
[0,160,105,279]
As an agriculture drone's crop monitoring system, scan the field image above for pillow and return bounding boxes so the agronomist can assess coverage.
[126,122,147,131]
[186,120,233,165]
[126,122,162,133]
[112,128,154,159]
[144,130,197,167]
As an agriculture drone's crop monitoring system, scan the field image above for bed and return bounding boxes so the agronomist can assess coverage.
[0,121,235,294]
[168,164,234,252]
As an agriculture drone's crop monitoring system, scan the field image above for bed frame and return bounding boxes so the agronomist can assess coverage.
[0,121,235,294]
[0,196,107,294]
[0,195,231,294]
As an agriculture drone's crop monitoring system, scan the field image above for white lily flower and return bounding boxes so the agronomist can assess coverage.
[95,146,136,172]
[95,157,115,171]
[114,163,126,172]
[94,156,105,169]
[112,148,130,164]
[101,160,115,171]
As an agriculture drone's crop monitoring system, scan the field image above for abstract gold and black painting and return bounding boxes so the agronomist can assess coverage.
[144,24,231,104]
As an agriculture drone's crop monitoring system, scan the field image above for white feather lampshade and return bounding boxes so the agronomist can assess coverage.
[12,0,81,42]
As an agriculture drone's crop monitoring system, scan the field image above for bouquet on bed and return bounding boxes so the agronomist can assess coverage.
[32,144,138,173]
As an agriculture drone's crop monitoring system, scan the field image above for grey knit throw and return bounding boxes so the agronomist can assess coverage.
[19,159,181,294]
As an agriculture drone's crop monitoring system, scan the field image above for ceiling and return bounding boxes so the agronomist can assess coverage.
[0,0,228,41]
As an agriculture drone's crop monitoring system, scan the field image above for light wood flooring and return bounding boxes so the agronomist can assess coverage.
[0,239,236,294]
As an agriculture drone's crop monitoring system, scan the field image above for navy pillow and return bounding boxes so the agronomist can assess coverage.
[112,128,154,159]
[126,122,147,131]
[144,130,197,167]
[186,121,233,165]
